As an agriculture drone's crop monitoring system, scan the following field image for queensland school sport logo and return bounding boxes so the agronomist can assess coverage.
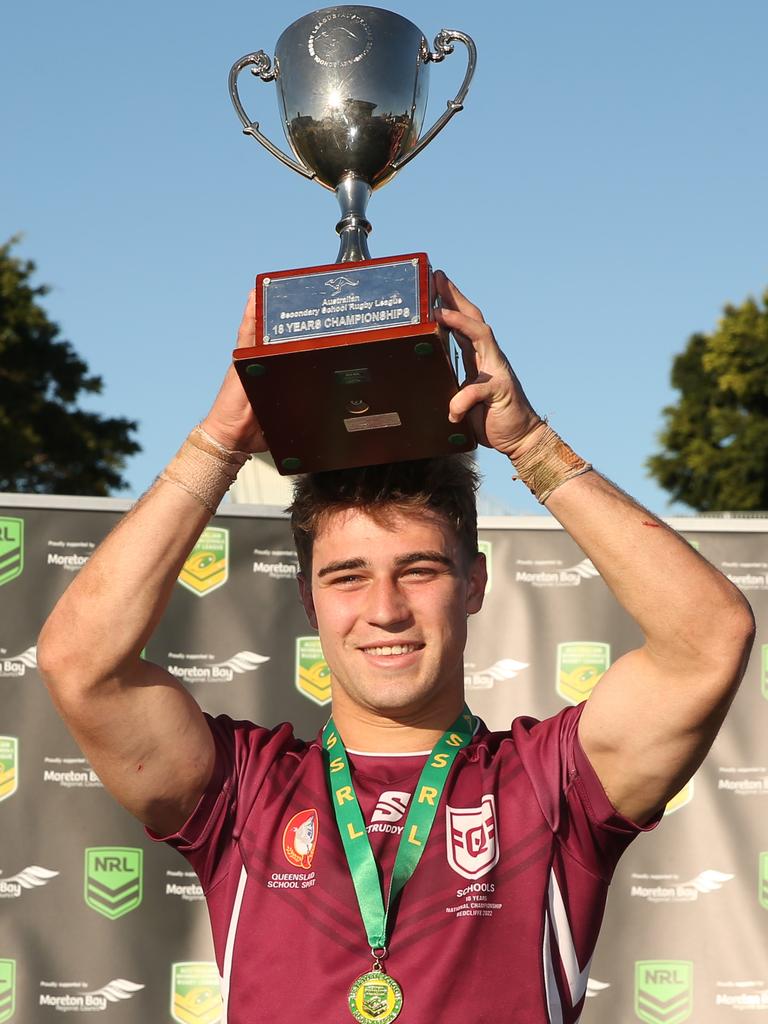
[178,527,229,597]
[84,847,143,920]
[0,518,23,588]
[635,961,693,1024]
[295,637,331,705]
[557,642,610,704]
[282,808,319,869]
[446,795,499,881]
[0,738,18,803]
[171,962,222,1024]
[0,960,15,1024]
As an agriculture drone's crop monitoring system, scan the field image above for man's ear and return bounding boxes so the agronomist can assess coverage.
[297,572,318,629]
[466,551,487,616]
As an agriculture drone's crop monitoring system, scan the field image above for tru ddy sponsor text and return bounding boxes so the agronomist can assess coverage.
[296,636,331,706]
[84,847,143,920]
[171,962,222,1024]
[178,527,229,597]
[635,961,693,1024]
[0,517,23,588]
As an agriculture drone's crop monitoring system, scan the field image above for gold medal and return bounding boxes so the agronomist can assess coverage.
[348,970,403,1023]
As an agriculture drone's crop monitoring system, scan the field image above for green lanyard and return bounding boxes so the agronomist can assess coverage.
[322,705,474,952]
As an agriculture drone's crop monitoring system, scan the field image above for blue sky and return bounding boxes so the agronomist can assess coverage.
[3,1,767,514]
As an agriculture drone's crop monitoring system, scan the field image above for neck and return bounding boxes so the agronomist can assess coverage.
[330,688,466,753]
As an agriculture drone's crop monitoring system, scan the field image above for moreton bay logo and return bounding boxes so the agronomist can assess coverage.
[167,650,269,684]
[0,518,23,588]
[515,556,599,588]
[0,738,18,803]
[296,636,331,705]
[760,853,768,911]
[635,961,693,1024]
[179,527,229,597]
[171,962,222,1024]
[0,864,59,899]
[0,645,36,679]
[84,847,143,920]
[464,658,528,690]
[39,979,144,1012]
[0,960,15,1024]
[557,642,610,704]
[631,868,732,902]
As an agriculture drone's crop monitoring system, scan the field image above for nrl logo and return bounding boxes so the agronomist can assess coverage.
[557,642,610,704]
[465,658,528,690]
[0,518,23,588]
[84,847,143,920]
[0,960,15,1024]
[171,962,222,1024]
[178,527,229,597]
[0,738,18,804]
[296,636,331,706]
[0,865,58,899]
[446,794,500,881]
[635,960,693,1024]
[0,645,37,679]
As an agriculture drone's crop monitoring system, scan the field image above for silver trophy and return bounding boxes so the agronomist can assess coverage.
[229,6,476,262]
[228,7,478,475]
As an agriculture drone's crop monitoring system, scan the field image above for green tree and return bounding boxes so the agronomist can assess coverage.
[0,237,140,495]
[647,289,768,511]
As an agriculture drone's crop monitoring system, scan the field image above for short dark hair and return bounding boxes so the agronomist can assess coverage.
[289,456,481,575]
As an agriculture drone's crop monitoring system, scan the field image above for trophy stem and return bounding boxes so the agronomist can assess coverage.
[335,175,372,263]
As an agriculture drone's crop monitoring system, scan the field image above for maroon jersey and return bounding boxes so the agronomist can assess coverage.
[150,703,656,1023]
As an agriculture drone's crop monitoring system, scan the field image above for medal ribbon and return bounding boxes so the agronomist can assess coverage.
[323,705,474,951]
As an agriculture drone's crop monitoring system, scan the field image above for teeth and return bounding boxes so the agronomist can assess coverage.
[365,644,419,656]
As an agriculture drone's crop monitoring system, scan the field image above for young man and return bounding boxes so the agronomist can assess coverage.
[38,273,754,1023]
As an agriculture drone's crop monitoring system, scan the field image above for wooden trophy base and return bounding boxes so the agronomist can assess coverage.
[233,252,475,475]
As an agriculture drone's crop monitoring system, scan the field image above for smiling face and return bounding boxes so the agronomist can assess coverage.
[298,506,487,729]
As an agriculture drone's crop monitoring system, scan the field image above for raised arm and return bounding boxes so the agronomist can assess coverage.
[37,293,266,835]
[435,272,755,825]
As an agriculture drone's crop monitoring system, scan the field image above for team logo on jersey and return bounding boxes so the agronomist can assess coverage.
[0,960,15,1024]
[478,539,493,594]
[665,779,694,815]
[635,961,693,1024]
[0,738,18,803]
[759,853,768,911]
[372,791,410,824]
[295,636,331,705]
[282,808,319,869]
[556,641,610,704]
[178,527,229,596]
[762,645,768,702]
[84,847,143,919]
[0,518,23,588]
[171,962,222,1024]
[446,794,499,880]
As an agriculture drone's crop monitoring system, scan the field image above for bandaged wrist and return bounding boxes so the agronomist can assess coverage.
[157,425,251,515]
[511,424,592,504]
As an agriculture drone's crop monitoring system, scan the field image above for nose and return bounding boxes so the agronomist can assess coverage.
[364,576,412,629]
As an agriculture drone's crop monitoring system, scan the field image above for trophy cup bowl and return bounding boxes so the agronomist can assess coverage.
[229,6,478,474]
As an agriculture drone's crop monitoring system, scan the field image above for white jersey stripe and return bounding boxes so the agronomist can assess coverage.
[547,870,593,1006]
[542,913,564,1024]
[220,862,248,1021]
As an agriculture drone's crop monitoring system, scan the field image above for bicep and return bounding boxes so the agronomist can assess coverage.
[578,647,739,824]
[51,659,216,835]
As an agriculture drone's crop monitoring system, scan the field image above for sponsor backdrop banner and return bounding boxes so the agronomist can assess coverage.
[1,496,767,1023]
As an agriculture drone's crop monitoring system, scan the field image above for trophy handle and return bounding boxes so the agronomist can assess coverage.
[390,30,477,173]
[228,52,317,181]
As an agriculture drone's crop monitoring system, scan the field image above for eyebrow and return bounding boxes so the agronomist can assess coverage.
[316,550,455,579]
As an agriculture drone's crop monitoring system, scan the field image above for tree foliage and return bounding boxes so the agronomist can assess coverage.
[647,289,768,511]
[0,237,140,494]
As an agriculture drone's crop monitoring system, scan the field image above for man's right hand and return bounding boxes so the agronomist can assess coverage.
[200,289,269,453]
